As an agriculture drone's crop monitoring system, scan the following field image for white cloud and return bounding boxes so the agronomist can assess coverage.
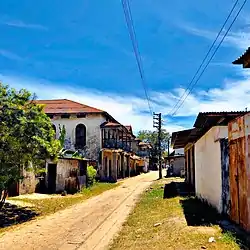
[154,69,250,117]
[0,74,185,134]
[182,24,250,50]
[1,19,47,30]
[2,70,250,135]
[0,50,23,61]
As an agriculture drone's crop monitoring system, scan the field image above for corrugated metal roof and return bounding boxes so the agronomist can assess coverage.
[194,111,248,128]
[172,111,248,149]
[35,99,103,114]
[102,122,121,127]
[233,47,250,66]
[171,128,202,149]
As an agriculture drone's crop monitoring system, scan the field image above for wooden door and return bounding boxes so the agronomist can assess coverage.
[229,137,247,228]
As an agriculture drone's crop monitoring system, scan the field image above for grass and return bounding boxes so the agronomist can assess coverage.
[18,182,120,215]
[0,182,119,234]
[110,179,242,250]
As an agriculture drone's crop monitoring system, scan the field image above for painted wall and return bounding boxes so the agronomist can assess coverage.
[56,159,79,192]
[172,157,185,176]
[19,166,39,195]
[195,126,228,213]
[52,113,106,160]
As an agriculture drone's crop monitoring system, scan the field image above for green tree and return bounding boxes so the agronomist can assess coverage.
[137,129,170,154]
[0,83,60,209]
[59,124,66,148]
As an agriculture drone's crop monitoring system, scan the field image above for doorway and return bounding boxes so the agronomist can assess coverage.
[48,164,57,194]
[220,138,230,216]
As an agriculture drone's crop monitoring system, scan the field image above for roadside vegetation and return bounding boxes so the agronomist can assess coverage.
[0,83,60,210]
[110,178,242,250]
[10,182,119,215]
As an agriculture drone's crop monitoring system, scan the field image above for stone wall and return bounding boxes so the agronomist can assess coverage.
[19,166,39,195]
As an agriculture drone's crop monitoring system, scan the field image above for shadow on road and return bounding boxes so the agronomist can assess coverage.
[0,202,38,228]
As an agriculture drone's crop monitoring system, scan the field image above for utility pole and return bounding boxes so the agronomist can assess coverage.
[153,112,162,179]
[167,137,170,165]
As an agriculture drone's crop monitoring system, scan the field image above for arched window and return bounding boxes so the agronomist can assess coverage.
[75,124,86,149]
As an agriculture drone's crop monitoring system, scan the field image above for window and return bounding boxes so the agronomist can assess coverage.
[61,114,70,119]
[48,114,54,119]
[77,113,86,118]
[75,124,86,149]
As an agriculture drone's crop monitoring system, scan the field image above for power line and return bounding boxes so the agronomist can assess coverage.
[168,0,240,115]
[172,0,247,116]
[121,0,153,114]
[122,0,152,113]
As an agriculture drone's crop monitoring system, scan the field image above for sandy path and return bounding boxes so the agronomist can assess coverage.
[0,171,157,250]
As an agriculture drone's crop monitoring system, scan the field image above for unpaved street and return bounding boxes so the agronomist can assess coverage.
[0,172,157,250]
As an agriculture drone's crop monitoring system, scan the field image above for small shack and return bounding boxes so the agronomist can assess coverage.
[166,149,185,177]
[45,158,88,194]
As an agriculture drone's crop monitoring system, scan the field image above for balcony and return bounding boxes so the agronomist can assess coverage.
[103,139,132,152]
[136,150,150,157]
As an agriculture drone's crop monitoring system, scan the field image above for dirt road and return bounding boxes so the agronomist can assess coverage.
[0,171,157,250]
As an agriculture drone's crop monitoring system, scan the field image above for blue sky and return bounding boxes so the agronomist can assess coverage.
[0,0,250,133]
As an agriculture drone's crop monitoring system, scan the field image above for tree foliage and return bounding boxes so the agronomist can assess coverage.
[0,83,60,208]
[59,124,66,148]
[137,129,170,153]
[86,165,97,187]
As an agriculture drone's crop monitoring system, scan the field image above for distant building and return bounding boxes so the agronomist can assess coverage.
[165,149,185,177]
[34,99,147,189]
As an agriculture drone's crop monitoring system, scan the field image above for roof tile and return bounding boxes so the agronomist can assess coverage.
[35,99,103,114]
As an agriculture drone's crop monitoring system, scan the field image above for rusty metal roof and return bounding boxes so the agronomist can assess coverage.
[35,99,103,114]
[171,128,202,149]
[100,122,135,138]
[233,47,250,67]
[125,125,132,131]
[194,111,248,128]
[172,111,248,149]
[101,122,122,128]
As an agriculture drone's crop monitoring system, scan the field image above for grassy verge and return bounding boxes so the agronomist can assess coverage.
[17,182,120,215]
[110,179,241,250]
[0,182,119,234]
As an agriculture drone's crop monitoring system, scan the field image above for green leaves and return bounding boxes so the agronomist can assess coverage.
[137,129,170,150]
[0,82,60,207]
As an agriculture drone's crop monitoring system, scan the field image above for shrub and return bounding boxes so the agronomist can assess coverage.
[87,166,97,187]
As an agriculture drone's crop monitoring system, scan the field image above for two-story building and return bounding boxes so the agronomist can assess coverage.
[36,99,146,185]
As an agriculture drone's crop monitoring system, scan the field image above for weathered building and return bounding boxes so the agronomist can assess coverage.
[33,99,148,188]
[8,165,39,197]
[136,141,152,173]
[35,99,115,160]
[166,149,185,177]
[228,113,250,231]
[171,128,199,190]
[99,122,147,182]
[46,158,87,194]
[195,126,228,213]
[172,111,247,213]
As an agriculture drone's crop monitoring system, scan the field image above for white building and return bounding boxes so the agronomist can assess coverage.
[172,111,247,214]
[195,126,228,213]
[36,99,116,160]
